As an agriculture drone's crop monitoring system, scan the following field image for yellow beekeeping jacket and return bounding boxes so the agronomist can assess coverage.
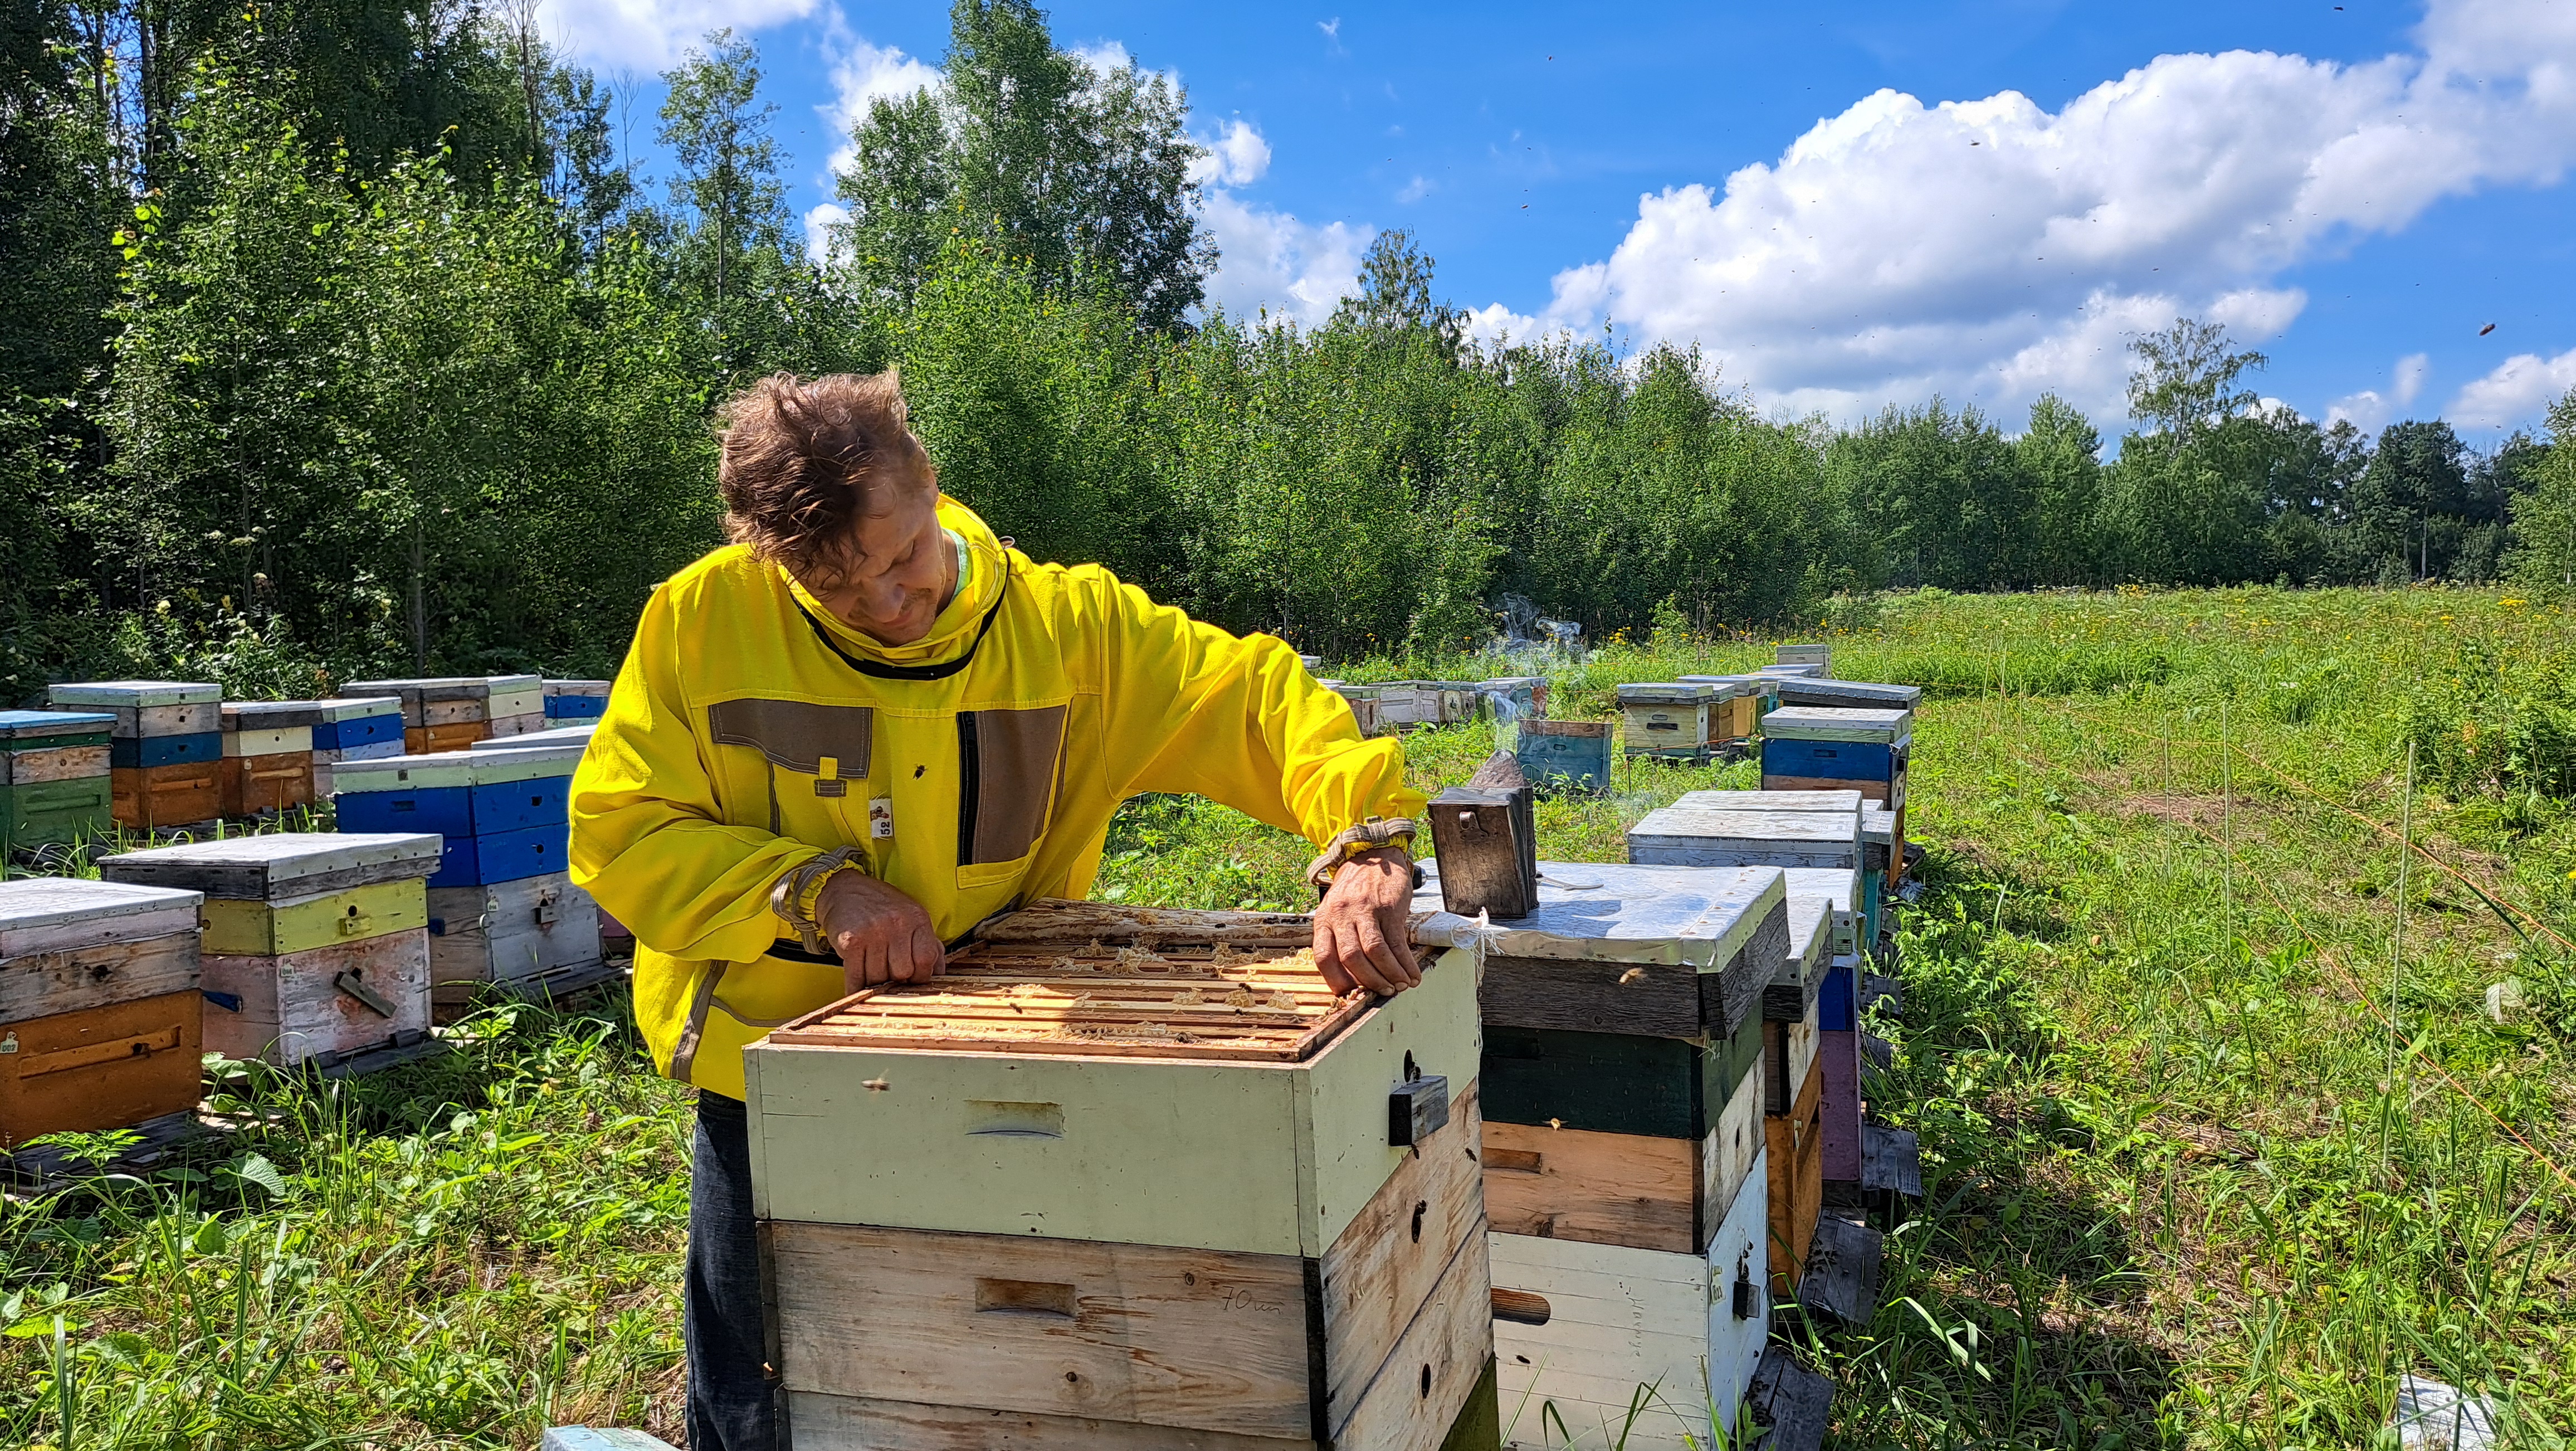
[568,496,1422,1101]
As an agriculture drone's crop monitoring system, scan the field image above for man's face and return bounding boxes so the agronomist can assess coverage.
[807,480,954,646]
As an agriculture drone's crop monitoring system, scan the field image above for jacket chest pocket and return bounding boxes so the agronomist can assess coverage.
[957,704,1065,874]
[707,699,877,835]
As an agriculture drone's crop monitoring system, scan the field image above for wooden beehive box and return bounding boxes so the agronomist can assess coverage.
[1626,807,1863,873]
[99,833,440,1067]
[1760,704,1910,744]
[217,706,318,819]
[1513,718,1609,792]
[1616,683,1719,757]
[111,762,223,831]
[334,746,579,888]
[427,871,604,1012]
[0,878,205,1147]
[542,680,611,720]
[1774,678,1920,711]
[1774,642,1831,669]
[1,711,116,851]
[47,681,221,739]
[747,902,1490,1451]
[1673,787,1864,816]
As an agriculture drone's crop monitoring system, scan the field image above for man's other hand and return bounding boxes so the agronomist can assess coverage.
[816,869,944,991]
[1313,846,1421,996]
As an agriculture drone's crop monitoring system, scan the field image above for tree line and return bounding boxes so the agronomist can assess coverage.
[5,0,2574,698]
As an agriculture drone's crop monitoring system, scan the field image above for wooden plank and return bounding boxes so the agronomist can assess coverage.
[198,879,428,957]
[1320,1081,1486,1429]
[1743,1347,1833,1451]
[1482,1120,1695,1252]
[1670,789,1861,816]
[1478,956,1702,1039]
[786,1391,1305,1450]
[0,990,204,1148]
[0,879,203,958]
[973,900,1318,947]
[1296,950,1484,1260]
[1818,1031,1861,1184]
[1797,1215,1880,1325]
[1481,1018,1759,1142]
[1758,707,1910,743]
[1,744,110,786]
[198,928,430,1067]
[1626,809,1861,870]
[427,874,604,994]
[1773,679,1920,710]
[770,1221,1318,1439]
[0,931,199,1021]
[1764,1057,1824,1296]
[219,752,314,817]
[97,831,443,900]
[1861,1125,1921,1199]
[1332,1225,1492,1451]
[486,711,549,738]
[423,698,494,727]
[220,724,311,757]
[1426,787,1538,921]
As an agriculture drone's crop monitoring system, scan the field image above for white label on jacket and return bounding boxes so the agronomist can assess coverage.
[869,797,894,839]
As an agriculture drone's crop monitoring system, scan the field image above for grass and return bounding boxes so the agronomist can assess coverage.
[7,583,2576,1447]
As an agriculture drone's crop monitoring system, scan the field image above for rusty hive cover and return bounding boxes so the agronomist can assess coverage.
[767,900,1394,1062]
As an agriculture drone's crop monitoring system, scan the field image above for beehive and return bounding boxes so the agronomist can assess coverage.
[99,833,440,1069]
[217,702,319,818]
[51,682,224,830]
[1774,643,1831,670]
[1,710,115,852]
[1411,863,1783,1447]
[1513,719,1609,792]
[333,745,581,889]
[541,679,611,721]
[1615,683,1721,759]
[303,697,405,797]
[1772,678,1920,712]
[1758,705,1912,806]
[426,871,606,1013]
[1624,807,1863,872]
[0,877,205,1147]
[746,902,1490,1450]
[1677,676,1769,744]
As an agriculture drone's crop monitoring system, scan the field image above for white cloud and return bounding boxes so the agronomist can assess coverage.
[814,11,942,181]
[537,0,816,69]
[2327,351,2434,432]
[1191,119,1272,188]
[1198,190,1373,326]
[803,202,848,267]
[1397,174,1432,203]
[1504,0,2576,423]
[2449,347,2576,429]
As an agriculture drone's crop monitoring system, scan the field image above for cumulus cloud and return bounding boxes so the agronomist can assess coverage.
[814,11,941,180]
[1199,189,1373,326]
[2449,347,2576,429]
[1191,119,1272,188]
[538,0,816,69]
[803,202,849,267]
[2328,352,2433,432]
[1506,0,2576,423]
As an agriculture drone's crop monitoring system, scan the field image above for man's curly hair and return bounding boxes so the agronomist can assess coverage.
[718,370,936,587]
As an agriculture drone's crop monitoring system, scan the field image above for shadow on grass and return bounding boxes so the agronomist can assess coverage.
[1826,844,2184,1450]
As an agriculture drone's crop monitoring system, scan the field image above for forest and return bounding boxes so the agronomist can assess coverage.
[6,0,2575,697]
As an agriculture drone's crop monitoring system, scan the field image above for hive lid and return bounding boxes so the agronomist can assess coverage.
[1757,663,1824,678]
[1774,678,1922,709]
[96,831,443,899]
[1781,865,1859,916]
[1759,705,1913,743]
[421,674,543,702]
[543,679,613,697]
[1616,681,1722,704]
[0,709,116,740]
[470,724,595,751]
[330,744,586,791]
[0,877,203,957]
[1860,807,1896,845]
[46,680,221,707]
[226,697,402,727]
[767,902,1375,1062]
[1784,895,1832,970]
[1673,788,1864,816]
[1409,860,1783,967]
[1628,806,1863,848]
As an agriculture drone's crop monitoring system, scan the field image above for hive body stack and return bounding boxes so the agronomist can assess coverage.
[217,702,318,818]
[343,675,542,753]
[101,833,440,1071]
[1760,705,1910,867]
[1616,682,1725,762]
[1679,676,1771,747]
[303,697,404,799]
[1,710,116,853]
[50,681,223,830]
[1513,719,1611,792]
[334,746,601,1013]
[1624,804,1867,1301]
[542,679,611,722]
[1414,863,1785,1448]
[0,878,204,1149]
[744,902,1495,1451]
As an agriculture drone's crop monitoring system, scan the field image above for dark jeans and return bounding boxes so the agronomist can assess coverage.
[689,1091,777,1451]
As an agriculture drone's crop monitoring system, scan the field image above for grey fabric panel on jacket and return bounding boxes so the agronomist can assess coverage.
[969,705,1066,864]
[706,699,876,780]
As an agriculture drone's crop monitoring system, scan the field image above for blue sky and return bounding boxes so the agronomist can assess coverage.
[545,0,2576,439]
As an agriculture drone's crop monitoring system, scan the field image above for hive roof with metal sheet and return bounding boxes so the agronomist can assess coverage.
[1757,663,1824,678]
[1674,788,1865,816]
[1860,807,1896,846]
[1774,678,1921,709]
[0,709,116,741]
[1759,704,1912,743]
[1680,673,1780,697]
[1784,895,1832,970]
[767,902,1369,1062]
[97,831,443,900]
[470,724,595,751]
[46,680,221,707]
[0,877,204,958]
[222,697,402,728]
[1628,806,1862,849]
[1409,859,1784,967]
[330,744,586,792]
[1782,865,1860,917]
[1616,680,1726,704]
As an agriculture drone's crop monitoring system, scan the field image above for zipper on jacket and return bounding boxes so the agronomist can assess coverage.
[955,712,980,865]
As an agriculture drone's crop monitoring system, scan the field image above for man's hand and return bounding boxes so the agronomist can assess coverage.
[1313,846,1421,996]
[816,869,944,992]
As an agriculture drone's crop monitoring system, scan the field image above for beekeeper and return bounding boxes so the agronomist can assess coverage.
[569,369,1427,1451]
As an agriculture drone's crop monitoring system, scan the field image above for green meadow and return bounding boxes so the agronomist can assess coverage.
[7,584,2576,1448]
